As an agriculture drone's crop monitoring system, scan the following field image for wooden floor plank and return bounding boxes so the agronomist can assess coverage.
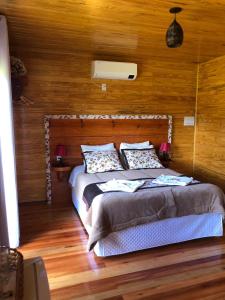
[19,203,225,300]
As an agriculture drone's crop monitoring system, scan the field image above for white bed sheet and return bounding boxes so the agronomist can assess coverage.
[70,166,223,257]
[69,164,85,187]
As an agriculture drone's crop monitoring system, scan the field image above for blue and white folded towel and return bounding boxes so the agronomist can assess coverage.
[152,175,193,186]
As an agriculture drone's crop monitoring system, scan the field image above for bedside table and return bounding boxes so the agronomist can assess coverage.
[52,165,71,181]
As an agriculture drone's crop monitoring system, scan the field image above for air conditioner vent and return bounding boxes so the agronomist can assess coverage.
[91,60,137,80]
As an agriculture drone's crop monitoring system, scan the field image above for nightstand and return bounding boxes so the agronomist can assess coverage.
[52,165,71,181]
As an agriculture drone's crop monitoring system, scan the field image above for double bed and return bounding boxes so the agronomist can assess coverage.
[69,165,224,257]
[46,115,225,257]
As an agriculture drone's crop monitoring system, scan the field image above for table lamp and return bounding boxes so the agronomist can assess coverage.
[54,144,67,166]
[159,142,171,161]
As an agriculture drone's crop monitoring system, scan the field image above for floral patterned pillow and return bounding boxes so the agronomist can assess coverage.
[83,150,124,174]
[121,148,164,170]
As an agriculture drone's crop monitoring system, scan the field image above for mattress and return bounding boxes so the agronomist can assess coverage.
[70,166,224,257]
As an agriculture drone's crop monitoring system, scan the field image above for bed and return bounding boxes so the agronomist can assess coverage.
[69,165,224,257]
[46,115,225,257]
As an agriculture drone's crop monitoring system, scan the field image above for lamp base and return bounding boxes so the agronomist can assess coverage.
[54,157,65,167]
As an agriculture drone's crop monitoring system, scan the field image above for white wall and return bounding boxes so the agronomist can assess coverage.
[0,15,20,248]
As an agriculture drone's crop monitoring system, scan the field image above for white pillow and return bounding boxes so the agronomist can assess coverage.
[120,141,153,151]
[81,143,115,152]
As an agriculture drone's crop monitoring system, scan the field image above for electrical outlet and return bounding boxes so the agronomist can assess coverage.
[101,83,107,91]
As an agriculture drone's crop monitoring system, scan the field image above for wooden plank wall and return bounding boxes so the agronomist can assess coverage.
[194,56,225,190]
[49,118,170,203]
[49,118,169,166]
[13,49,196,202]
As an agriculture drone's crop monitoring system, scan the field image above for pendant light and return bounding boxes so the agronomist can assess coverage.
[166,7,183,48]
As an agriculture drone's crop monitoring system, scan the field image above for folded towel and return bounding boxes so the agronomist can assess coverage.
[97,179,145,193]
[152,175,193,186]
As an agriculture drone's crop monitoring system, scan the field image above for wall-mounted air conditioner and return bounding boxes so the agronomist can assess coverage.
[91,60,137,80]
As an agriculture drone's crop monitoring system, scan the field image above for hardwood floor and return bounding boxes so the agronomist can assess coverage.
[19,203,225,300]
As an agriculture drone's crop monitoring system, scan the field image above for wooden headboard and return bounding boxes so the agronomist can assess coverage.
[45,115,172,202]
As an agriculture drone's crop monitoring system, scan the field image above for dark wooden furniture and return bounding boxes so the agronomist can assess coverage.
[52,166,72,181]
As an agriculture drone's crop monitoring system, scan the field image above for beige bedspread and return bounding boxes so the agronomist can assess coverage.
[74,168,225,250]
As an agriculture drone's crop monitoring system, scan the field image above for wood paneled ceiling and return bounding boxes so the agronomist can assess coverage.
[1,0,225,64]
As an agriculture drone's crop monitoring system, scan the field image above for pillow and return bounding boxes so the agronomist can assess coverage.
[120,141,153,151]
[81,143,115,153]
[83,150,124,174]
[121,148,164,170]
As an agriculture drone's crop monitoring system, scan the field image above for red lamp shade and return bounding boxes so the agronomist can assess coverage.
[159,142,171,153]
[54,144,67,157]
